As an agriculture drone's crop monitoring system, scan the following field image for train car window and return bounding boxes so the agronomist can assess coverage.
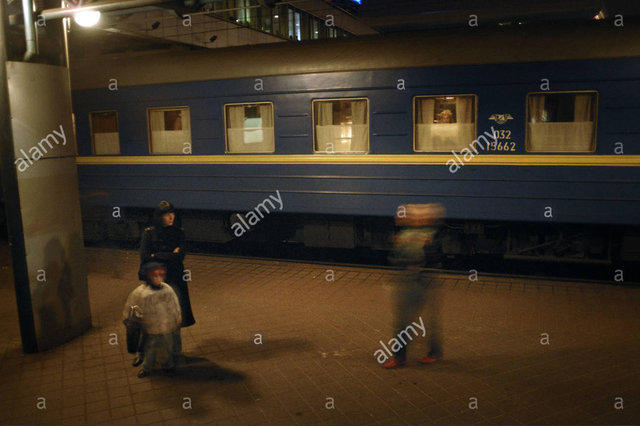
[526,91,597,152]
[313,98,369,153]
[413,95,477,152]
[90,111,120,155]
[147,107,191,154]
[224,102,275,153]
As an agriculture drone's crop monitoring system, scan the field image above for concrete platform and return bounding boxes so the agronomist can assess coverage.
[0,244,639,425]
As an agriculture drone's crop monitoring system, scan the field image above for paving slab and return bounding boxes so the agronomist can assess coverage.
[0,244,639,425]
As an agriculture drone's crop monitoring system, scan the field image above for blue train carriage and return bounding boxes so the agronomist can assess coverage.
[70,20,640,264]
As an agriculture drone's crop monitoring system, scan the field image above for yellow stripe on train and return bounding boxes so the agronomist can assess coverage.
[75,155,640,167]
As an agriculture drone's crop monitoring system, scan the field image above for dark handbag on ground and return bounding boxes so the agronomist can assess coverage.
[123,305,142,354]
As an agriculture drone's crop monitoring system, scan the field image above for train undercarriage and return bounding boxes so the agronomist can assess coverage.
[81,205,640,269]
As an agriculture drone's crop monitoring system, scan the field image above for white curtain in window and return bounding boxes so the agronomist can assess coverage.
[317,102,333,125]
[418,98,435,124]
[528,96,545,123]
[317,125,369,152]
[528,122,594,151]
[350,100,368,151]
[315,125,350,152]
[227,106,245,129]
[227,105,274,152]
[179,109,191,134]
[257,104,275,152]
[456,97,473,123]
[417,123,475,152]
[259,104,273,128]
[528,94,594,152]
[149,110,167,153]
[150,109,191,154]
[315,100,368,152]
[574,94,592,121]
[351,100,367,124]
[227,105,246,151]
[94,133,119,155]
[416,97,475,151]
[350,124,369,152]
[315,102,334,151]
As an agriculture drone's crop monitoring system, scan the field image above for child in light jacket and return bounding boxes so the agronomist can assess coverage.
[124,261,181,378]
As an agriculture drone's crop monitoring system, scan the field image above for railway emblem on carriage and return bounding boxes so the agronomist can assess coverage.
[489,114,514,125]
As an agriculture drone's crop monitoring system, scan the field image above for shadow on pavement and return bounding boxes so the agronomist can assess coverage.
[196,336,314,362]
[175,362,245,382]
[152,356,258,409]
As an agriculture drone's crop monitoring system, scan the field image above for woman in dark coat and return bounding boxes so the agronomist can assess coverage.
[134,201,195,365]
[140,200,196,328]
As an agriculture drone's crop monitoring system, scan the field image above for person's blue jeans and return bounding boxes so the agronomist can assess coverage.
[393,270,443,362]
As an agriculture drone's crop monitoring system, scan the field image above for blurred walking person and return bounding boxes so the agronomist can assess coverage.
[383,203,445,369]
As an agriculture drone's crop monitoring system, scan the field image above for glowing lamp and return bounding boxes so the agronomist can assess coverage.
[74,10,100,27]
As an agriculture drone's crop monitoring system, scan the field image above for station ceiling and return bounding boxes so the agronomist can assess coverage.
[62,0,640,60]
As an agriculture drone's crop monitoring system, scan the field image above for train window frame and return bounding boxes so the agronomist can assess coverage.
[412,94,478,153]
[525,90,598,153]
[89,110,120,156]
[223,101,275,154]
[146,106,192,155]
[311,97,370,154]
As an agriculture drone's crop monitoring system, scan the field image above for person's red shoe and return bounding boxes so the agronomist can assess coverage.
[418,356,439,364]
[383,359,406,369]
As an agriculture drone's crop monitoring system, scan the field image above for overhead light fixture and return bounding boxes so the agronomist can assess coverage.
[273,14,279,18]
[74,10,100,27]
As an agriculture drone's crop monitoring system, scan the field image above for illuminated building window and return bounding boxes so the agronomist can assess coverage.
[213,1,350,41]
[294,11,301,40]
[288,9,294,39]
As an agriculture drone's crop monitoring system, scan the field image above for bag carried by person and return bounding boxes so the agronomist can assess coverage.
[123,305,142,354]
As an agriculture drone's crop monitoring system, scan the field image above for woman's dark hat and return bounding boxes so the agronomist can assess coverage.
[155,200,175,215]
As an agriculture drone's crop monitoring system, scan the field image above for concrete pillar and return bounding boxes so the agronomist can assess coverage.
[0,2,91,352]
